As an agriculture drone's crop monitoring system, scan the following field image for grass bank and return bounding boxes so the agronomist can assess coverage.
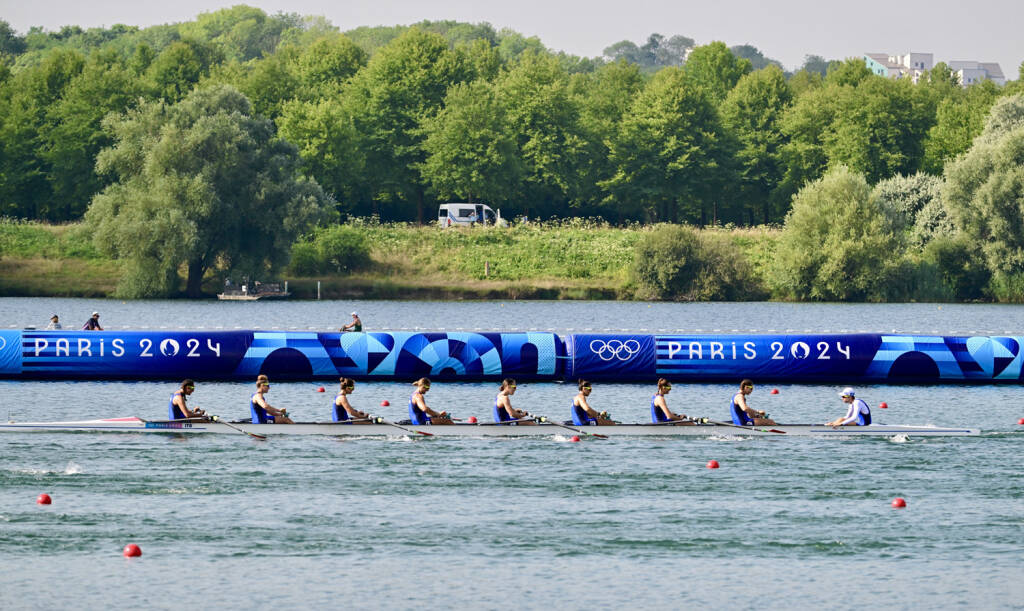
[0,218,781,299]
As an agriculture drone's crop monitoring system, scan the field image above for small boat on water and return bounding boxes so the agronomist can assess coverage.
[217,281,290,300]
[0,417,980,437]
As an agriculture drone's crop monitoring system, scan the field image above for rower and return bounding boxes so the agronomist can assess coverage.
[250,376,293,424]
[571,380,614,426]
[730,379,776,426]
[494,378,535,425]
[826,387,872,428]
[651,378,692,425]
[169,379,206,420]
[333,377,371,423]
[408,378,451,425]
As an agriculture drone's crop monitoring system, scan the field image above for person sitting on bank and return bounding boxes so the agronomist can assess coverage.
[730,379,776,426]
[826,387,872,428]
[494,378,535,425]
[651,378,693,425]
[571,380,615,426]
[250,376,293,424]
[82,311,103,331]
[169,379,207,420]
[341,312,362,332]
[333,377,372,423]
[408,378,451,425]
[45,314,62,330]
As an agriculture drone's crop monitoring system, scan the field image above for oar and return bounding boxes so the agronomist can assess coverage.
[373,417,433,437]
[526,412,608,439]
[209,415,268,440]
[704,418,786,435]
[476,417,538,426]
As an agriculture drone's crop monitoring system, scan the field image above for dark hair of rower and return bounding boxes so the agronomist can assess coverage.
[657,378,671,391]
[500,378,516,391]
[181,378,195,390]
[578,379,591,390]
[740,378,754,389]
[339,377,355,389]
[412,377,431,389]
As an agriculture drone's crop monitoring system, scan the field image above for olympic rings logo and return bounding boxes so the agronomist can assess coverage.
[589,339,641,361]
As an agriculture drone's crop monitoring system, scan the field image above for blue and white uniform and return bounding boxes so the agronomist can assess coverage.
[250,393,274,424]
[332,393,350,422]
[730,392,754,426]
[838,398,872,425]
[409,391,430,425]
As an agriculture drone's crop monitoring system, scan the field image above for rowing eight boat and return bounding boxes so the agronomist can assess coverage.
[0,417,980,437]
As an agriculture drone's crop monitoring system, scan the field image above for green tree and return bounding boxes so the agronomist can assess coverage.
[721,65,793,224]
[922,80,1000,173]
[0,19,27,56]
[769,166,904,301]
[730,44,783,71]
[147,39,221,102]
[871,172,944,236]
[294,34,367,99]
[824,58,872,87]
[684,41,751,102]
[85,85,334,297]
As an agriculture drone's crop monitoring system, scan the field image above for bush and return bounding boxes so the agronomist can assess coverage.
[920,235,991,300]
[630,225,764,300]
[872,172,943,235]
[288,225,371,275]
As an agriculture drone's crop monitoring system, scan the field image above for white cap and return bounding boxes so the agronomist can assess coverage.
[351,311,358,316]
[840,387,855,397]
[92,311,100,316]
[50,314,58,319]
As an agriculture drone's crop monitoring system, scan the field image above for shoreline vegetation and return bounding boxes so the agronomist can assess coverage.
[0,218,778,300]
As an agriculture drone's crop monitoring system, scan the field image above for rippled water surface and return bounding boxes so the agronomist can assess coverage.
[1,299,1023,609]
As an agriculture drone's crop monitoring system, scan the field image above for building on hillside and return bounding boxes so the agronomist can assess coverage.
[948,61,1006,86]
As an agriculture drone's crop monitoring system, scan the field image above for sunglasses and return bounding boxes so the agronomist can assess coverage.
[581,385,592,390]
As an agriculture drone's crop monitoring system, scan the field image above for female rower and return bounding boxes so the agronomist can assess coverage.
[250,376,293,424]
[826,387,872,428]
[494,378,535,425]
[333,377,372,423]
[408,378,451,425]
[730,379,775,426]
[169,379,207,420]
[571,380,614,425]
[651,378,692,425]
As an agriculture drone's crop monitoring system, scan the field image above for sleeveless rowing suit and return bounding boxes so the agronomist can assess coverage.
[494,395,514,424]
[839,398,872,425]
[250,392,274,424]
[409,391,430,425]
[730,393,754,426]
[651,394,671,423]
[168,390,187,420]
[571,397,596,426]
[332,393,351,422]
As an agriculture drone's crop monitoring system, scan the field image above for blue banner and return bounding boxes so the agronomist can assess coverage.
[565,334,656,381]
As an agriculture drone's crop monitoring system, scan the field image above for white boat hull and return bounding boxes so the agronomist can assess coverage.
[0,417,980,437]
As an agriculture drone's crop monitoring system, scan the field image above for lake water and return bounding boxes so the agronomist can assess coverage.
[1,298,1022,609]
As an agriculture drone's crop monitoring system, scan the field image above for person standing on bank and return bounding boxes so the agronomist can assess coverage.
[46,314,62,330]
[826,387,872,428]
[82,312,103,330]
[169,379,207,420]
[341,312,362,332]
[730,379,776,426]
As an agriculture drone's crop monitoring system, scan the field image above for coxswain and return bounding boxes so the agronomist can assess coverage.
[826,387,872,427]
[408,378,451,424]
[651,378,692,425]
[571,380,615,425]
[250,376,293,424]
[730,379,775,426]
[333,377,372,423]
[341,312,362,332]
[494,378,535,425]
[169,379,207,420]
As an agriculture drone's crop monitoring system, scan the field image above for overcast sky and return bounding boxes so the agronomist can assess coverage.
[3,0,1021,75]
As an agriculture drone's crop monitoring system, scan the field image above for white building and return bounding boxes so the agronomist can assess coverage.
[948,61,1006,86]
[864,52,933,83]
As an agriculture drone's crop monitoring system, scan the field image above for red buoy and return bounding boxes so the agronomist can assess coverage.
[706,460,720,469]
[380,400,390,407]
[880,402,889,409]
[570,435,581,442]
[770,388,779,395]
[891,497,906,508]
[36,493,52,505]
[123,543,142,557]
[317,386,325,393]
[467,416,478,424]
[1017,417,1024,425]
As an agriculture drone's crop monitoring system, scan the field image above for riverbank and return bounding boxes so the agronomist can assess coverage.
[0,219,778,299]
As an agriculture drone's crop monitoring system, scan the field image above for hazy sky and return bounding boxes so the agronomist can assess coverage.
[3,0,1022,75]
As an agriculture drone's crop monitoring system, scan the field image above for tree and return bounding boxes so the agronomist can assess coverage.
[684,41,751,103]
[825,58,873,87]
[872,172,944,236]
[800,55,831,77]
[419,80,522,206]
[147,39,221,102]
[0,19,27,56]
[730,45,783,71]
[769,166,904,301]
[721,65,793,224]
[294,34,367,99]
[921,80,1000,173]
[85,85,334,297]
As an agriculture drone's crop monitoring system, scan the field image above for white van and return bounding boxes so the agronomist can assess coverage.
[437,203,506,228]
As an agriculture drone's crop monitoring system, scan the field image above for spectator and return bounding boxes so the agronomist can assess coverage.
[46,314,62,330]
[82,312,103,331]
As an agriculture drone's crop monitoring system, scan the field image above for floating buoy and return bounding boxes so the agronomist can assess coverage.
[1018,417,1024,425]
[880,402,889,409]
[706,460,720,469]
[770,388,779,395]
[317,386,325,393]
[467,416,478,424]
[570,435,581,442]
[891,497,906,508]
[36,493,52,505]
[380,400,389,407]
[123,543,142,557]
